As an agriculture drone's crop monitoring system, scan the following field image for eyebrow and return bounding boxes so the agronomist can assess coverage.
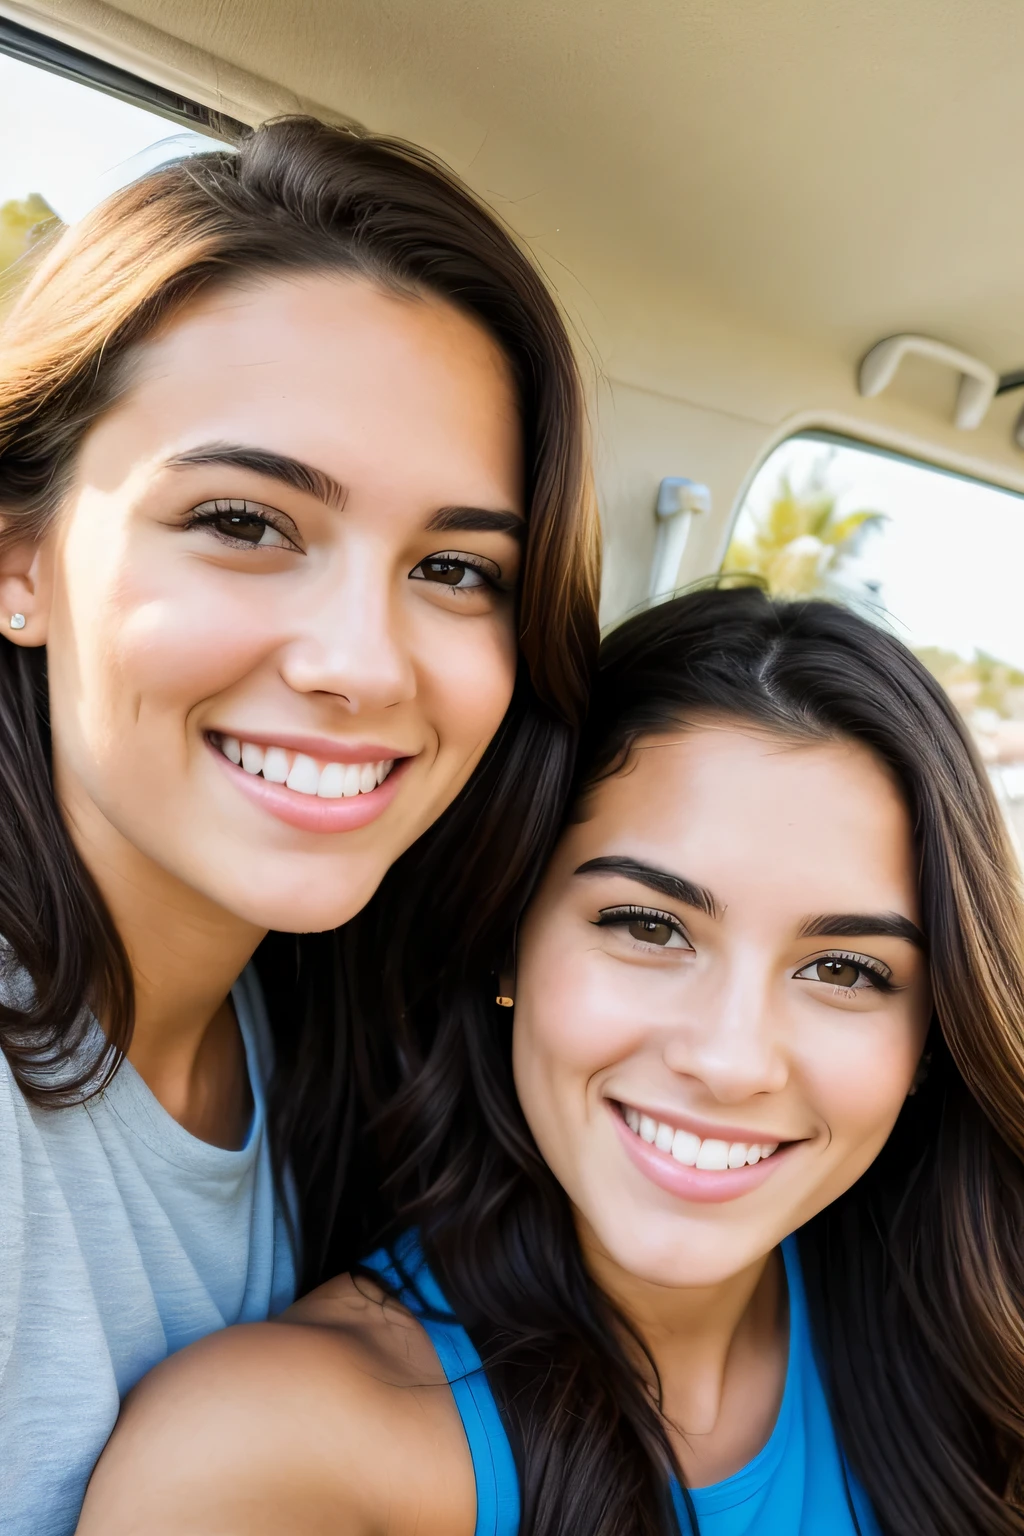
[425,506,525,540]
[167,446,523,539]
[167,443,347,510]
[574,856,717,918]
[799,913,926,950]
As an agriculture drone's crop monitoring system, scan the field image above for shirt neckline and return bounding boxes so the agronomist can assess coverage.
[85,966,266,1174]
[679,1235,803,1516]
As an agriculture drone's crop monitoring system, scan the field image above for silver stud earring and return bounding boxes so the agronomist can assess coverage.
[9,614,25,631]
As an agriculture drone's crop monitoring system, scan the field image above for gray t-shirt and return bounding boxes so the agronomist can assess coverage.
[0,961,296,1535]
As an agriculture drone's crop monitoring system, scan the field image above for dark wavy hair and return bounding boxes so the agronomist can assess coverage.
[0,116,600,1284]
[374,585,1024,1536]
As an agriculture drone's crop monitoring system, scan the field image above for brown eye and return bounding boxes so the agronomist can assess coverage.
[186,499,298,550]
[628,918,675,946]
[815,958,861,987]
[411,556,488,589]
[211,513,267,543]
[424,558,468,585]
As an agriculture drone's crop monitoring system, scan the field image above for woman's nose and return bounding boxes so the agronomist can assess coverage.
[277,557,417,714]
[662,963,790,1102]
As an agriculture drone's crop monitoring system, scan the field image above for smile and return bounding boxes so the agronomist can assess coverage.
[611,1100,795,1204]
[211,733,395,799]
[622,1105,779,1169]
[206,730,410,835]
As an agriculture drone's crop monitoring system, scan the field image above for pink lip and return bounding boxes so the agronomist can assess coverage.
[609,1102,794,1205]
[209,730,408,765]
[207,739,411,833]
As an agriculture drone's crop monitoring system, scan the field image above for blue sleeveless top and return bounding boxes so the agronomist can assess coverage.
[362,1232,881,1536]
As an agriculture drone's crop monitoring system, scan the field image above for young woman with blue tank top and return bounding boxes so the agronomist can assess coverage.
[0,117,599,1534]
[81,587,1024,1536]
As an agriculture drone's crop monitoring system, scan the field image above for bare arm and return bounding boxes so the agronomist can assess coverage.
[77,1281,477,1536]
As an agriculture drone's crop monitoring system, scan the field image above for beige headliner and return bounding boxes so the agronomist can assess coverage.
[6,0,1024,609]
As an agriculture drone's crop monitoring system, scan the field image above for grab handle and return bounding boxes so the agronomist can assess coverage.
[858,334,997,430]
[648,477,711,599]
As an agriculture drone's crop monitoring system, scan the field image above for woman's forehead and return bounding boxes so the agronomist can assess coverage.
[551,725,919,925]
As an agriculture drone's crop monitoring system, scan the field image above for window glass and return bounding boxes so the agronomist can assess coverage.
[1,48,230,304]
[722,433,1024,854]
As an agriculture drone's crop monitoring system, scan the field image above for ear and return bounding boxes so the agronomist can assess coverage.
[0,526,53,648]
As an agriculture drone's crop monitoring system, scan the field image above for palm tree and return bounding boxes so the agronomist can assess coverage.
[722,467,884,599]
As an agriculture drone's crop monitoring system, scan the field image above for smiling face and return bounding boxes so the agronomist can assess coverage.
[8,272,523,933]
[512,722,932,1290]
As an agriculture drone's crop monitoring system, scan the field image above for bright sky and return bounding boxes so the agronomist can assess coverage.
[734,437,1024,669]
[0,52,226,221]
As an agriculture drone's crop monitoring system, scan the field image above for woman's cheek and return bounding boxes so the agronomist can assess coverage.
[513,943,638,1138]
[799,1015,920,1183]
[416,608,517,757]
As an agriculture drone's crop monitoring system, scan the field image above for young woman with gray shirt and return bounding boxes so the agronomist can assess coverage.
[0,116,599,1533]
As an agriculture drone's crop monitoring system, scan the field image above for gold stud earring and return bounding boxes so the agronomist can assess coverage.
[9,614,25,630]
[495,995,514,1007]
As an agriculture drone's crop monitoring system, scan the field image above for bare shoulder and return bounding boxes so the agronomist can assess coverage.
[77,1275,476,1536]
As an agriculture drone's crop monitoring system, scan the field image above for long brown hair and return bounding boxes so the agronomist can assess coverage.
[0,117,600,1281]
[377,586,1024,1535]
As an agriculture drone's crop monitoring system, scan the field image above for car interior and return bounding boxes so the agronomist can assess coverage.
[2,0,1023,847]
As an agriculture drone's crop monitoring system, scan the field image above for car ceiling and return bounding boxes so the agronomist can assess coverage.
[15,0,1020,362]
[6,0,1024,597]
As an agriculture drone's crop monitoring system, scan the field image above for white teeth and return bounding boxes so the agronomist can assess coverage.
[262,746,290,784]
[696,1139,730,1170]
[671,1128,701,1166]
[286,753,320,796]
[241,742,265,776]
[220,737,396,798]
[317,762,344,799]
[623,1108,780,1171]
[654,1122,674,1152]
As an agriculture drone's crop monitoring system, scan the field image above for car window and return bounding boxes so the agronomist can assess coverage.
[0,46,231,307]
[722,432,1024,855]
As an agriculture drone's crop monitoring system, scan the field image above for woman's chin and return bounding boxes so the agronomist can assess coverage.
[579,1202,777,1293]
[173,852,392,935]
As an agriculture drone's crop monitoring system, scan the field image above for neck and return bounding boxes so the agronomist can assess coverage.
[578,1216,787,1479]
[59,774,264,1147]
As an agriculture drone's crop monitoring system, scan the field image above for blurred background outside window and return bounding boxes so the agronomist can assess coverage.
[0,49,228,307]
[722,434,1024,855]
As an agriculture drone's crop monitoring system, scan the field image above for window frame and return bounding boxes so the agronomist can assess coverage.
[0,14,249,143]
[775,426,1024,505]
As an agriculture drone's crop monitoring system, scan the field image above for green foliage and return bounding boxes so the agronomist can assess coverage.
[0,193,62,304]
[722,468,885,598]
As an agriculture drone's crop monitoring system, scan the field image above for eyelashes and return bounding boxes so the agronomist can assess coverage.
[183,499,301,551]
[592,907,898,992]
[408,551,507,592]
[181,506,513,590]
[794,951,895,993]
[593,904,692,950]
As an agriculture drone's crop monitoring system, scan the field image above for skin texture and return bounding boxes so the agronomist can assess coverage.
[0,273,522,1144]
[77,722,930,1532]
